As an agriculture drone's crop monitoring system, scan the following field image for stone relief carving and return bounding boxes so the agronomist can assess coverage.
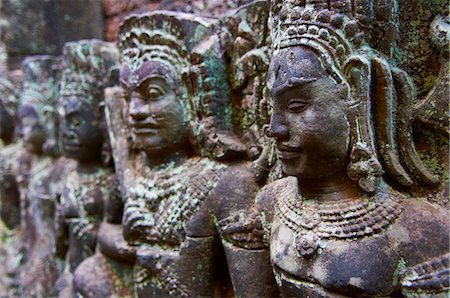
[102,10,277,297]
[54,39,121,297]
[259,0,449,297]
[13,56,61,245]
[6,55,63,296]
[0,1,447,297]
[0,76,20,229]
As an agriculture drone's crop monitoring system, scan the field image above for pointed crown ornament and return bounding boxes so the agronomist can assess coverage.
[269,0,370,73]
[21,55,61,118]
[118,12,245,160]
[60,39,119,108]
[117,12,212,87]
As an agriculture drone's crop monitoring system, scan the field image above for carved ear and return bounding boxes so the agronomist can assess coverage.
[343,55,374,150]
[343,55,370,106]
[182,65,201,123]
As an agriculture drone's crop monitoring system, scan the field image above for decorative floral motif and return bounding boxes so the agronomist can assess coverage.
[347,142,383,193]
[294,232,319,257]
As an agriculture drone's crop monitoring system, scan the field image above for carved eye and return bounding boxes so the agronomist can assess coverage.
[287,101,310,113]
[147,85,165,99]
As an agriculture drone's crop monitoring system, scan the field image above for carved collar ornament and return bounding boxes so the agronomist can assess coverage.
[128,157,225,245]
[0,142,21,181]
[59,40,119,108]
[274,178,403,257]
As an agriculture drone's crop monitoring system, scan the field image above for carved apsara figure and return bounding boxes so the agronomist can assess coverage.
[97,11,277,297]
[257,1,449,296]
[7,56,63,296]
[54,40,121,297]
[13,56,61,248]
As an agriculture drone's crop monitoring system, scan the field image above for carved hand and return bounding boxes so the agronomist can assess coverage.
[122,200,153,243]
[218,209,267,249]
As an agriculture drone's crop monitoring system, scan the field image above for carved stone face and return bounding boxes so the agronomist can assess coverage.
[120,61,189,157]
[19,104,45,154]
[267,46,350,179]
[61,96,103,163]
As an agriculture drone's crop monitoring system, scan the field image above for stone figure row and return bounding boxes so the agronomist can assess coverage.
[0,0,448,297]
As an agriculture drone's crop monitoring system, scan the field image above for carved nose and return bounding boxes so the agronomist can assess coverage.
[64,129,76,140]
[129,97,150,121]
[266,117,289,139]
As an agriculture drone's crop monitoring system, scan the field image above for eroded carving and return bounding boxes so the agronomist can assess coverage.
[0,2,447,297]
[0,76,20,229]
[261,1,449,297]
[99,10,277,297]
[7,56,63,297]
[55,39,120,297]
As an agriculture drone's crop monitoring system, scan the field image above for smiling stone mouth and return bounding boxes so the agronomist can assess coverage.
[276,147,302,159]
[131,127,159,135]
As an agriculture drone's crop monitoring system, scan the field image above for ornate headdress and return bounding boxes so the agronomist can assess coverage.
[269,0,439,191]
[21,55,61,114]
[117,12,215,117]
[270,0,370,85]
[60,39,119,108]
[117,12,197,80]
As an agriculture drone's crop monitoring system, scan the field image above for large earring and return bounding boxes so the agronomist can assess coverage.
[347,142,383,193]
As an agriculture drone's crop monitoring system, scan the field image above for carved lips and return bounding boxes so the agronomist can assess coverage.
[276,145,302,160]
[129,121,159,135]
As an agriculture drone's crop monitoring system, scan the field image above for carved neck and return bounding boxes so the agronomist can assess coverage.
[77,160,103,173]
[145,148,190,168]
[297,171,365,202]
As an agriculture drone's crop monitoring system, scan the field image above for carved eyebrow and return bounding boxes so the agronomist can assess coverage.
[136,75,170,90]
[272,77,318,97]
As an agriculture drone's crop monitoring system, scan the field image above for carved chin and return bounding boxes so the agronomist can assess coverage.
[131,134,164,153]
[280,157,306,177]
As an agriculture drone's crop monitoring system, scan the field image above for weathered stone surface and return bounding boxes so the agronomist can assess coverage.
[55,39,120,297]
[0,0,103,56]
[260,0,450,296]
[0,1,447,297]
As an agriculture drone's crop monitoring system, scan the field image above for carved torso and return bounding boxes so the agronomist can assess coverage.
[59,167,119,271]
[125,157,228,297]
[268,177,449,297]
[127,157,225,245]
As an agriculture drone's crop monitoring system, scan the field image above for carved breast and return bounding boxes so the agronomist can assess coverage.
[269,178,450,297]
